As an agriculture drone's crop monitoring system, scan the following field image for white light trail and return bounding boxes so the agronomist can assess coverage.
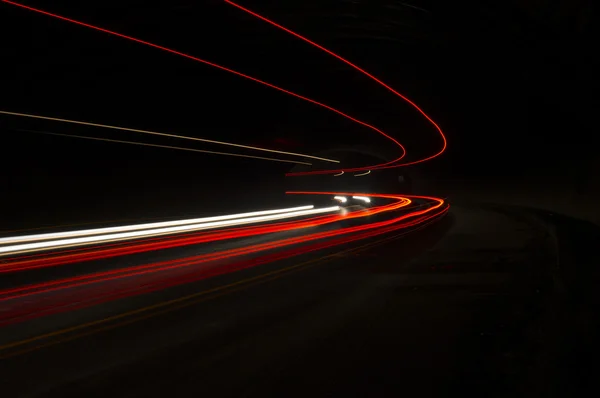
[0,206,340,256]
[17,130,312,166]
[334,171,344,176]
[354,170,371,176]
[0,110,340,163]
[333,196,347,203]
[0,205,315,245]
[352,196,371,203]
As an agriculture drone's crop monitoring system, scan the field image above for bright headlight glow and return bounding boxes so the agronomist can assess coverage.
[333,196,348,203]
[352,196,371,203]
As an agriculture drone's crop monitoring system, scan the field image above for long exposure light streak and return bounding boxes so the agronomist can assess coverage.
[2,0,449,175]
[2,209,449,331]
[0,206,340,256]
[0,110,335,164]
[224,1,447,174]
[0,205,315,245]
[352,196,371,203]
[2,204,446,306]
[1,207,448,328]
[0,194,413,272]
[1,1,406,171]
[0,194,446,318]
[0,0,454,338]
[15,129,313,166]
[0,194,413,283]
[354,170,371,177]
[0,203,449,338]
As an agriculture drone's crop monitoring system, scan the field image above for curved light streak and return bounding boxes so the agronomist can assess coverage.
[0,202,448,328]
[354,170,371,177]
[0,110,335,164]
[0,2,452,330]
[0,193,443,305]
[223,1,446,173]
[333,196,347,203]
[2,1,447,175]
[1,193,413,272]
[16,129,312,166]
[1,1,406,169]
[333,171,344,176]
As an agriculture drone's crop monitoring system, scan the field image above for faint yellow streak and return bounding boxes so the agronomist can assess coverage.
[0,110,340,163]
[17,129,313,165]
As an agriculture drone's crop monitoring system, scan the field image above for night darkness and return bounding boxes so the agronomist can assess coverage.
[1,0,597,226]
[2,2,600,396]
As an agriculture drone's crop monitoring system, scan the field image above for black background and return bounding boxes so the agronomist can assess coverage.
[0,0,597,228]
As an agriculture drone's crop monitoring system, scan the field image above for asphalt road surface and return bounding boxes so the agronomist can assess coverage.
[1,204,599,397]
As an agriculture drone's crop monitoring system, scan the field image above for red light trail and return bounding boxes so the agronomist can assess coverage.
[1,210,448,326]
[224,0,447,175]
[0,193,447,325]
[1,0,408,172]
[0,1,452,331]
[0,195,411,272]
[2,0,449,174]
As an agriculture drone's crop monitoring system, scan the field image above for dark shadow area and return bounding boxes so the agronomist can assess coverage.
[0,0,598,396]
